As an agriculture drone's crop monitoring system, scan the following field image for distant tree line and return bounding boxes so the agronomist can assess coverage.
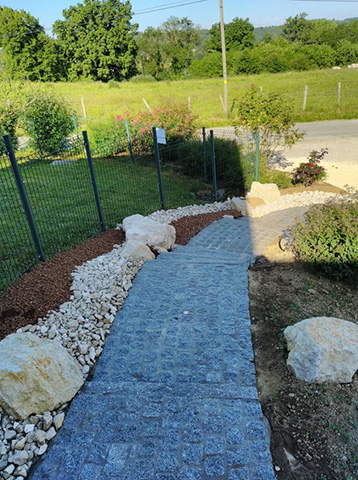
[1,2,358,83]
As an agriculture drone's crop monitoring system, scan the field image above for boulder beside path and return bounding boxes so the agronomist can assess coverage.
[284,317,358,383]
[0,333,84,420]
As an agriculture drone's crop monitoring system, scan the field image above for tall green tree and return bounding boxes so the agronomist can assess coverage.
[0,7,63,81]
[206,17,255,52]
[161,16,200,77]
[53,0,138,82]
[282,12,309,43]
[136,27,165,78]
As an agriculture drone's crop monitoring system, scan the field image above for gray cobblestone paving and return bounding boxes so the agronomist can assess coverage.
[29,216,277,480]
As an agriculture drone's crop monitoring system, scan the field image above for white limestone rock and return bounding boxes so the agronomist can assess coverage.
[0,333,84,420]
[247,181,280,205]
[121,240,155,261]
[284,317,358,383]
[230,198,247,216]
[123,214,176,252]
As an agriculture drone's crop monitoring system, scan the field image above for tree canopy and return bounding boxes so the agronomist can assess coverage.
[53,0,138,82]
[136,17,199,79]
[0,6,63,80]
[206,17,255,52]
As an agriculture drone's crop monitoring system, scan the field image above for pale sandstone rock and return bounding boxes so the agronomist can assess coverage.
[123,214,176,252]
[284,317,358,383]
[246,196,265,209]
[120,240,155,261]
[0,333,83,420]
[247,181,280,205]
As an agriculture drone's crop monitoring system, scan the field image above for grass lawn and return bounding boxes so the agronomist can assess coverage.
[44,68,358,128]
[0,153,207,291]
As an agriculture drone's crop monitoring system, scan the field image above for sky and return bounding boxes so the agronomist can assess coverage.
[1,0,357,31]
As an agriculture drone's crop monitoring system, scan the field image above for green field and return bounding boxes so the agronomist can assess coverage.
[44,69,358,128]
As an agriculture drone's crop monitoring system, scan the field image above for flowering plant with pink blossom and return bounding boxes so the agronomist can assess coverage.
[292,148,328,186]
[115,106,196,156]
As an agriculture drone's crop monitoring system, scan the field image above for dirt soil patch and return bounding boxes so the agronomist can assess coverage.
[0,210,239,341]
[249,258,358,480]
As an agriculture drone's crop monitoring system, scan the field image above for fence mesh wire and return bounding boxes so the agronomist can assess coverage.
[0,128,251,291]
[0,152,38,290]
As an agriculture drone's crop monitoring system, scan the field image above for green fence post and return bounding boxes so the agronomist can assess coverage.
[210,130,218,202]
[125,120,133,161]
[31,118,43,157]
[255,130,259,182]
[202,127,208,183]
[72,114,79,138]
[3,134,46,262]
[82,131,106,231]
[152,127,165,210]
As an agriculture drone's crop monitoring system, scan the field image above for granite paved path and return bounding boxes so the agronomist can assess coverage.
[28,211,306,480]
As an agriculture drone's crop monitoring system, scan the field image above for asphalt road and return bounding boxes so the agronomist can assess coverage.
[284,120,358,190]
[295,119,358,138]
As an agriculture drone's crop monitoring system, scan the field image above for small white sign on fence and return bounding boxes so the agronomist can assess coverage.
[156,128,166,145]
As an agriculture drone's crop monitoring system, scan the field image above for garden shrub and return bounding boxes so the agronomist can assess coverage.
[292,148,327,186]
[291,199,358,285]
[21,90,75,154]
[115,105,196,156]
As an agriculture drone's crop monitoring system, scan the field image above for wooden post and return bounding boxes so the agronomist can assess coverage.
[338,82,341,107]
[142,98,152,112]
[303,85,308,111]
[188,96,191,113]
[219,94,226,114]
[81,96,87,121]
[260,86,263,96]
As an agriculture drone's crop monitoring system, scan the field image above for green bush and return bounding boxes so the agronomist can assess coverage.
[21,90,75,153]
[291,200,358,285]
[292,148,328,186]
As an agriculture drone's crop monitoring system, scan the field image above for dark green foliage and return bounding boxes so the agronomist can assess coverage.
[21,91,75,153]
[206,17,255,53]
[137,17,200,79]
[0,6,64,81]
[53,0,138,82]
[292,149,328,186]
[189,52,224,78]
[291,200,358,285]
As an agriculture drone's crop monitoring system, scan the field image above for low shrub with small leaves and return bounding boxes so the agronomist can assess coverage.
[291,198,358,285]
[292,148,328,186]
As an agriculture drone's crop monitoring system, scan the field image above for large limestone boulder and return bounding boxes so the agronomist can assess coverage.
[247,182,280,205]
[0,333,84,420]
[284,317,358,383]
[123,214,176,253]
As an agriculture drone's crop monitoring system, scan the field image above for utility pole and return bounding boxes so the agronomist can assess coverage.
[219,0,228,117]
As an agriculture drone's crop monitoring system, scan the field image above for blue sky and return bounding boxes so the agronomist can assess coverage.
[1,0,357,31]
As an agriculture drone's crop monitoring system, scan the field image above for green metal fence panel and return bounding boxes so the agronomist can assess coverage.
[0,151,39,290]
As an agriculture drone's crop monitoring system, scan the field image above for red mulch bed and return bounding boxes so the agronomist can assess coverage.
[0,210,240,340]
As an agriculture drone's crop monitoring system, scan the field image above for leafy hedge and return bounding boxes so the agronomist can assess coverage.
[291,199,358,285]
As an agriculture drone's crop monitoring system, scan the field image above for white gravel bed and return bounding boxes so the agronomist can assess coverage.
[250,191,343,218]
[0,195,346,479]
